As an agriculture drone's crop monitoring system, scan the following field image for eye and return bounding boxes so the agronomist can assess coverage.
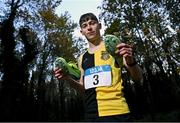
[81,24,87,28]
[90,21,96,25]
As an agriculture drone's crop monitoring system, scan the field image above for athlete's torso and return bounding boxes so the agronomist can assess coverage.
[79,42,130,118]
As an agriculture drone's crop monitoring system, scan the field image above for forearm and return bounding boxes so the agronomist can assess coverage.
[66,77,85,96]
[116,42,143,83]
[126,64,143,83]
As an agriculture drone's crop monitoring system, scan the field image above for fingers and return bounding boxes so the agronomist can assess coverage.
[54,68,64,79]
[115,43,133,57]
[115,43,136,66]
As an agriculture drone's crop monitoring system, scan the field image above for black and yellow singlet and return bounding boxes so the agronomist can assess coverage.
[78,42,130,118]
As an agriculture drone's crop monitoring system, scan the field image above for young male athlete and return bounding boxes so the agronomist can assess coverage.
[54,13,143,122]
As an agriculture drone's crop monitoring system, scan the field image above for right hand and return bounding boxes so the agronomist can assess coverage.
[54,68,66,80]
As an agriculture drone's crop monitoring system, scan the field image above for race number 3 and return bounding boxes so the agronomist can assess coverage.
[84,65,112,89]
[93,75,99,85]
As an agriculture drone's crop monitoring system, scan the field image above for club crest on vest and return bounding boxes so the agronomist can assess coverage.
[101,51,110,61]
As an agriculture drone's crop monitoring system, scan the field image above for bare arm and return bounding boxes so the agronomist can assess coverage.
[54,68,85,96]
[116,43,143,83]
[66,71,85,96]
[123,57,143,83]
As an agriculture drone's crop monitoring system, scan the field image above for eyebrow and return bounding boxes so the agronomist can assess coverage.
[81,20,97,26]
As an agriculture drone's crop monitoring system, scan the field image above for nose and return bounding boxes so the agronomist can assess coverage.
[87,24,92,31]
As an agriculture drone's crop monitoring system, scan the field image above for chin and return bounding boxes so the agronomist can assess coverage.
[88,37,96,42]
[87,35,97,40]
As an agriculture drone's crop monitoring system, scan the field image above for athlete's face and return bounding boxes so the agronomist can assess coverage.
[80,19,101,43]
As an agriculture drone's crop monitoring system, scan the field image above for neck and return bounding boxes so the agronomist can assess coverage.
[88,37,103,53]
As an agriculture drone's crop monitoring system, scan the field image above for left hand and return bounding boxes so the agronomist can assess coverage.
[115,43,135,65]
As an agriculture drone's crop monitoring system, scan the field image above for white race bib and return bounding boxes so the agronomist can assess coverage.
[84,65,112,89]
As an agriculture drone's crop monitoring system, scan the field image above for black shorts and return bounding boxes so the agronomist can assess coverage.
[83,113,131,122]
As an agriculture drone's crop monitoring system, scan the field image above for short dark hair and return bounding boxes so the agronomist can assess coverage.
[79,13,98,26]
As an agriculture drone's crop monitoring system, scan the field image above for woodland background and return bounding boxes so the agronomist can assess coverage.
[0,0,180,121]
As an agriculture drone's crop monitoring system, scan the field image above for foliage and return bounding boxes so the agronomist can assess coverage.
[99,0,180,121]
[0,0,85,121]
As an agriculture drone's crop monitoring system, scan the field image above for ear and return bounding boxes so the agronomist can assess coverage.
[80,30,84,35]
[98,23,102,29]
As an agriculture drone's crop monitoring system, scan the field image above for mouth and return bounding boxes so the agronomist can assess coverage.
[87,32,95,35]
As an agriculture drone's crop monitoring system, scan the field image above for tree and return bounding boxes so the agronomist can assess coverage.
[0,0,84,121]
[99,0,180,121]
